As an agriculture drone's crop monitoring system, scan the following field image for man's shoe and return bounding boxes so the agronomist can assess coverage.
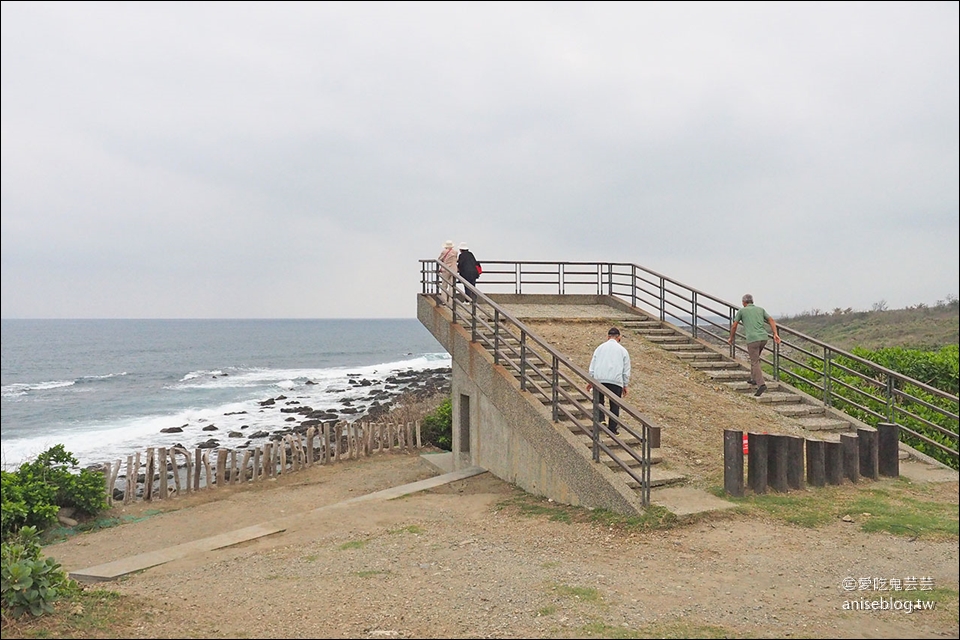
[754,385,767,397]
[747,379,757,385]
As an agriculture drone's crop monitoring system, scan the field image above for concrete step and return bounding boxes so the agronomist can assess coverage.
[631,328,678,336]
[794,416,852,432]
[753,391,800,404]
[688,361,741,370]
[602,451,664,468]
[658,343,708,352]
[707,370,753,381]
[772,403,826,418]
[644,335,690,344]
[627,466,687,489]
[675,351,723,361]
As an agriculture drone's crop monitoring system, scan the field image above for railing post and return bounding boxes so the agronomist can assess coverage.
[631,264,638,308]
[592,386,601,461]
[551,355,559,422]
[885,375,895,422]
[824,348,832,407]
[773,340,780,381]
[520,330,527,392]
[691,291,698,339]
[470,296,477,342]
[559,262,564,295]
[494,309,500,365]
[659,277,666,322]
[728,308,736,359]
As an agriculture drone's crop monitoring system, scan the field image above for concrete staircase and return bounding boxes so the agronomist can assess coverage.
[472,321,686,495]
[620,317,853,436]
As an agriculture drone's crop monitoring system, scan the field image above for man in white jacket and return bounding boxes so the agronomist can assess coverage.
[586,327,631,435]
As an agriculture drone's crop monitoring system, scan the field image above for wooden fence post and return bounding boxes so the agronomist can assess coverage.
[877,423,900,478]
[786,436,804,490]
[857,428,878,480]
[767,435,788,493]
[194,449,203,490]
[806,439,825,487]
[124,454,135,504]
[825,440,843,485]
[145,448,155,501]
[747,433,768,494]
[841,433,859,483]
[723,430,744,497]
[157,447,168,499]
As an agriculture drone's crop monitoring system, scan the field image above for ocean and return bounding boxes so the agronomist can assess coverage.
[1,319,450,472]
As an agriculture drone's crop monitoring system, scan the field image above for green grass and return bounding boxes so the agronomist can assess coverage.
[388,524,425,535]
[716,478,958,539]
[354,569,391,578]
[552,583,602,602]
[338,539,368,550]
[495,491,679,531]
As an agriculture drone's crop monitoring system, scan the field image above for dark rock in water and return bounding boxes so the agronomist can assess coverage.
[248,430,270,439]
[285,417,296,422]
[259,398,276,406]
[202,425,218,431]
[341,407,359,414]
[197,439,219,449]
[224,410,248,416]
[228,431,244,438]
[305,380,316,385]
[161,426,184,433]
[276,395,287,401]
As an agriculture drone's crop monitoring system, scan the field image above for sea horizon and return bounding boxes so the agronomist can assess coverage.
[1,318,450,471]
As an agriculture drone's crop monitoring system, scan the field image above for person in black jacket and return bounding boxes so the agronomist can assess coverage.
[457,242,481,301]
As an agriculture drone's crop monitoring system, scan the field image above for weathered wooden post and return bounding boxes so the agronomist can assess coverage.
[124,454,135,504]
[194,449,203,490]
[806,439,825,486]
[857,428,878,480]
[767,435,788,493]
[824,440,843,485]
[723,430,744,497]
[747,432,768,494]
[841,433,859,483]
[240,450,252,483]
[216,449,228,487]
[144,448,155,501]
[877,423,900,477]
[786,436,804,490]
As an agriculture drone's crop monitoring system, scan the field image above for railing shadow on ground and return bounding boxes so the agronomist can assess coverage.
[421,260,958,471]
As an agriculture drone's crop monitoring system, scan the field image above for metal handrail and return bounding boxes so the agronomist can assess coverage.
[453,260,958,466]
[420,260,655,505]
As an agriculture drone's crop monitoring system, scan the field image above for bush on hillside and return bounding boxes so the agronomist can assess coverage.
[1,445,108,541]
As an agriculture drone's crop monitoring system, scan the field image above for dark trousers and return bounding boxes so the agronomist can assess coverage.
[599,383,623,431]
[463,275,478,300]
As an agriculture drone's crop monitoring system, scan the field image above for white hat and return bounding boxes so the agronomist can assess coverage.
[443,240,454,248]
[459,242,469,250]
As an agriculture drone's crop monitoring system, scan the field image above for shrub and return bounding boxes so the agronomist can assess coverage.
[1,526,79,619]
[421,397,452,450]
[1,445,108,541]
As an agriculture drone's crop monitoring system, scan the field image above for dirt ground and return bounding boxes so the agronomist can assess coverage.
[25,319,960,638]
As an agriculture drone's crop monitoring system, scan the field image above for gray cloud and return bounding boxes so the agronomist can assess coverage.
[2,2,957,318]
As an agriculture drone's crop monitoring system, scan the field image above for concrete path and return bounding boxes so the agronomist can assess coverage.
[70,465,487,583]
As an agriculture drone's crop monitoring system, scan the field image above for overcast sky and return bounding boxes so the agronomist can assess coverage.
[2,2,957,320]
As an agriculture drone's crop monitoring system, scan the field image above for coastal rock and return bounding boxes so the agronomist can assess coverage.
[161,426,184,433]
[259,398,276,406]
[202,425,218,431]
[197,439,219,449]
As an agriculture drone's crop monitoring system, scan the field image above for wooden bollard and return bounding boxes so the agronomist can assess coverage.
[841,433,859,483]
[240,450,252,483]
[825,440,843,485]
[806,439,826,486]
[723,430,744,497]
[416,420,422,449]
[203,450,214,488]
[169,449,181,495]
[786,436,804,490]
[158,447,168,499]
[877,423,900,477]
[767,435,788,493]
[145,448,155,500]
[857,428,878,480]
[194,449,203,490]
[747,433,768,494]
[216,449,228,486]
[124,455,135,504]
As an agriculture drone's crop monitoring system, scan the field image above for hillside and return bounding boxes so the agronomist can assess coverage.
[777,298,958,351]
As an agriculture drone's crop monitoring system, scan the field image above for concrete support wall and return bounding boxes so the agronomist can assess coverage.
[418,294,645,516]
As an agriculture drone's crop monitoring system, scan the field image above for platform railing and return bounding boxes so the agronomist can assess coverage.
[422,259,958,469]
[420,260,655,505]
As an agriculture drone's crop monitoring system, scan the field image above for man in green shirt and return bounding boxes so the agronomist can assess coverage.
[728,293,781,396]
